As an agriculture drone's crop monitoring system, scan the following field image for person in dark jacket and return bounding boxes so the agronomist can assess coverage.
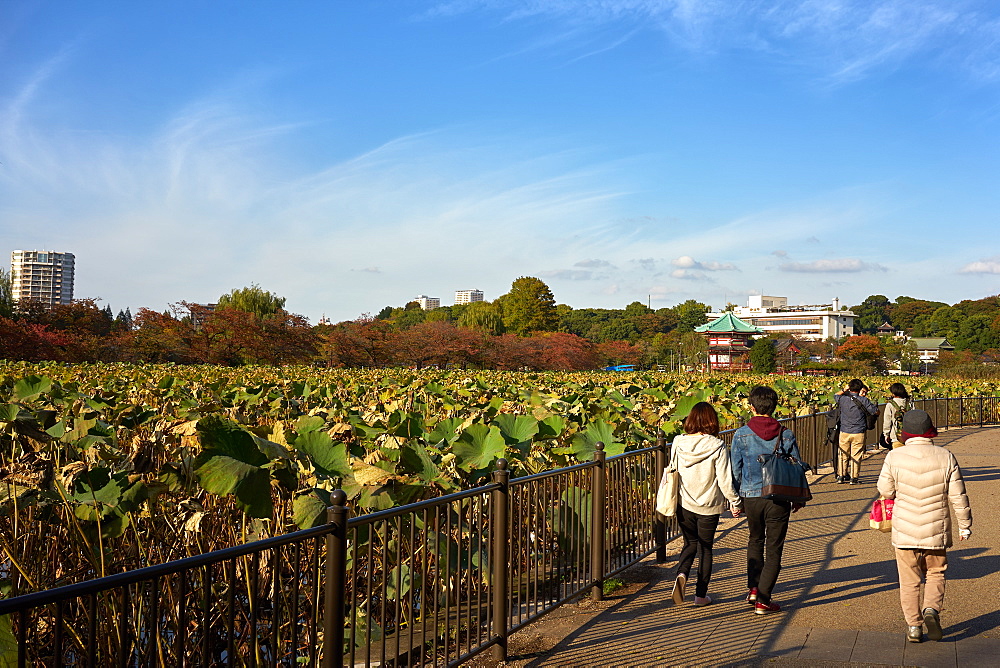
[731,385,804,614]
[834,378,877,484]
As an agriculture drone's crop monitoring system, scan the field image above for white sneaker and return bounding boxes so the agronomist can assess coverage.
[671,574,686,605]
[693,595,712,606]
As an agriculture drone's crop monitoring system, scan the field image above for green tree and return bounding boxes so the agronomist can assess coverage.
[500,277,558,336]
[852,295,891,334]
[216,284,287,318]
[890,298,947,332]
[679,331,708,368]
[0,267,12,318]
[672,300,711,333]
[596,318,639,343]
[425,306,452,323]
[457,300,505,335]
[749,338,777,373]
[623,301,652,316]
[388,302,426,329]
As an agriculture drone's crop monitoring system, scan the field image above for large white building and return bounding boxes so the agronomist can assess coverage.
[454,289,484,305]
[10,250,75,306]
[414,295,441,310]
[708,295,855,341]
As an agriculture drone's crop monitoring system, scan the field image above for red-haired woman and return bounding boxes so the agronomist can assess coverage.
[670,401,742,606]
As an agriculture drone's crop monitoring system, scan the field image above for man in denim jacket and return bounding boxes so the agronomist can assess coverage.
[731,385,804,614]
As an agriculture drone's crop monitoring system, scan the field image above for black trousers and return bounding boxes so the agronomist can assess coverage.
[743,496,791,604]
[675,505,721,598]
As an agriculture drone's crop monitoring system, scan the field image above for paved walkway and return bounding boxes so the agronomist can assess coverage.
[512,427,1000,667]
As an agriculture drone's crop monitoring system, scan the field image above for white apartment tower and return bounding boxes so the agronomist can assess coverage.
[10,250,75,306]
[414,295,441,310]
[455,289,484,305]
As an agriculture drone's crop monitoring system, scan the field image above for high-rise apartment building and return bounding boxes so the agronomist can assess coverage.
[415,295,441,310]
[10,250,75,306]
[454,289,484,305]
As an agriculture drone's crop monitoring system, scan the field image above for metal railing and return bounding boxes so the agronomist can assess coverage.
[717,395,1000,471]
[2,396,997,666]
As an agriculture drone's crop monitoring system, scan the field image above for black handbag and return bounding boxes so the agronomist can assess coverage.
[758,430,813,504]
[849,394,878,431]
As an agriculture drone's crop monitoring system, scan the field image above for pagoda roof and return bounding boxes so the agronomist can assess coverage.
[695,312,762,334]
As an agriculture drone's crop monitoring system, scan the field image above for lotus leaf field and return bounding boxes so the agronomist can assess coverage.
[0,360,992,595]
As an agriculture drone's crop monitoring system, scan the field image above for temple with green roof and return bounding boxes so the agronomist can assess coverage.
[695,312,763,371]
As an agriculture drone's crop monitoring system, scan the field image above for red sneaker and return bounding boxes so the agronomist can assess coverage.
[746,588,758,604]
[754,601,781,615]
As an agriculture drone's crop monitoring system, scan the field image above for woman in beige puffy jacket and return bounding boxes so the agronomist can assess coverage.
[876,409,972,644]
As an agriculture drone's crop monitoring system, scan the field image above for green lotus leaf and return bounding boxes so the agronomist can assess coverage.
[570,419,625,459]
[295,430,350,478]
[13,375,52,401]
[294,415,326,433]
[495,414,538,446]
[292,488,332,529]
[453,424,506,472]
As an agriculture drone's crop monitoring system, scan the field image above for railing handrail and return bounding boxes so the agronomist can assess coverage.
[1,393,992,661]
[0,521,336,615]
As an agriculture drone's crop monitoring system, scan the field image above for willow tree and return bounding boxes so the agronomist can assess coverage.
[216,284,286,318]
[457,300,505,335]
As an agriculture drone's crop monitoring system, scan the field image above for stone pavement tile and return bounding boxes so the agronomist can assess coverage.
[902,638,957,668]
[955,637,1000,668]
[849,630,906,666]
[750,623,809,660]
[698,615,768,656]
[851,631,906,666]
[796,627,859,662]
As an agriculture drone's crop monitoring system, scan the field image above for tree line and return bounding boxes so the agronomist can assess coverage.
[3,268,1000,372]
[0,276,714,369]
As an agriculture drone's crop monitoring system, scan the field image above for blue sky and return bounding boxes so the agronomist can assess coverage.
[2,0,1000,322]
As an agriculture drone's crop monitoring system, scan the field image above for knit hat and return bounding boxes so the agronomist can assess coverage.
[900,409,938,441]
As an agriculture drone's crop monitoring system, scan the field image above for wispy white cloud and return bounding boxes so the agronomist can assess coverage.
[959,256,1000,274]
[574,258,616,268]
[670,268,711,281]
[0,72,636,320]
[779,258,888,273]
[428,1,1000,84]
[538,269,603,280]
[671,255,737,271]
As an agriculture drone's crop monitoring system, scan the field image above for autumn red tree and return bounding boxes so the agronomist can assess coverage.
[837,334,886,372]
[596,340,644,367]
[127,308,199,363]
[196,307,316,365]
[318,318,399,367]
[536,332,600,370]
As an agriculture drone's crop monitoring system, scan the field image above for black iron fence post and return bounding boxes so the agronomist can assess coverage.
[322,491,349,668]
[654,430,667,563]
[591,442,607,601]
[490,459,510,662]
[981,396,985,428]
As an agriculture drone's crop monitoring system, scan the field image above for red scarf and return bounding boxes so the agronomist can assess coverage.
[748,416,782,440]
[900,428,937,443]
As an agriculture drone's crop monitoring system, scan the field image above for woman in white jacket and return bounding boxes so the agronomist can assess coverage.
[877,409,972,643]
[670,402,742,606]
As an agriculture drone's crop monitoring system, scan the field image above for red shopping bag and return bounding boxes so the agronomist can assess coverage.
[869,498,894,533]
